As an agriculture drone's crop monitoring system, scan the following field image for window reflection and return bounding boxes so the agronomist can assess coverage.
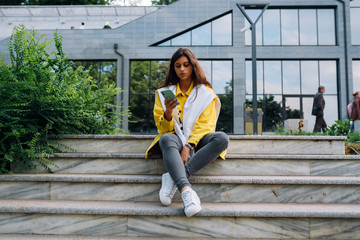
[317,9,336,45]
[352,61,360,93]
[156,13,232,47]
[301,61,319,94]
[212,14,232,45]
[212,61,232,94]
[171,31,191,46]
[263,9,280,45]
[281,9,299,45]
[299,9,317,45]
[199,60,212,83]
[264,61,281,94]
[244,9,263,45]
[283,61,300,94]
[192,23,211,45]
[319,61,337,94]
[351,8,360,45]
[317,9,335,45]
[323,95,338,126]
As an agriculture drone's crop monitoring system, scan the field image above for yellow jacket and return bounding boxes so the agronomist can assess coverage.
[145,82,226,159]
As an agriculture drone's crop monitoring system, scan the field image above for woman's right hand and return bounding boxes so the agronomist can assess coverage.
[164,97,178,121]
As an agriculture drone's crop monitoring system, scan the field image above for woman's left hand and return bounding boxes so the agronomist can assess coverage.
[180,146,190,165]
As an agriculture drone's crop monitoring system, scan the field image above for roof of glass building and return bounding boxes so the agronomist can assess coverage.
[0,5,163,40]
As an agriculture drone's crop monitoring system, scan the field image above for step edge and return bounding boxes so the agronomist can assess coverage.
[0,200,359,218]
[2,174,360,185]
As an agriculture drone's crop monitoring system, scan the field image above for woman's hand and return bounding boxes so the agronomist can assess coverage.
[180,145,190,165]
[164,97,178,121]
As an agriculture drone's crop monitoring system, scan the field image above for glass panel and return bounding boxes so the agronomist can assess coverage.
[150,61,168,92]
[212,61,232,94]
[199,60,212,83]
[263,9,281,45]
[171,31,191,46]
[192,22,211,45]
[323,95,338,127]
[244,9,263,45]
[262,94,282,131]
[257,61,264,95]
[158,40,170,46]
[285,97,301,119]
[299,9,317,45]
[283,61,300,94]
[100,61,117,87]
[130,61,150,94]
[351,0,360,7]
[353,60,360,93]
[264,61,282,94]
[212,13,232,45]
[129,94,152,133]
[246,60,264,95]
[281,9,299,45]
[317,9,336,45]
[351,8,360,45]
[301,61,319,94]
[246,61,252,94]
[319,61,337,94]
[302,97,315,132]
[217,94,233,133]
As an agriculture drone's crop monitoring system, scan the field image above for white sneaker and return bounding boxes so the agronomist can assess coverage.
[159,172,177,206]
[181,188,201,217]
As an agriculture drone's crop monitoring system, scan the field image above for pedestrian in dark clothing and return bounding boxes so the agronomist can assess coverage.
[312,86,327,133]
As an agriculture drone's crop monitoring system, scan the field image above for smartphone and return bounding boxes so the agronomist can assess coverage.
[161,90,180,105]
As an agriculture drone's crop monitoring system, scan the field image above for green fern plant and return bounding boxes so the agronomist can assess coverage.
[0,25,125,173]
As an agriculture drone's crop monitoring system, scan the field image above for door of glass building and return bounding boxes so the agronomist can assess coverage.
[282,95,314,132]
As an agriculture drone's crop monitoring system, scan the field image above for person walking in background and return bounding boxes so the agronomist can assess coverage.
[348,91,360,132]
[351,91,360,122]
[312,86,327,133]
[145,48,229,217]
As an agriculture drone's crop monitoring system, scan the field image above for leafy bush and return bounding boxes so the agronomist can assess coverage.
[0,25,124,173]
[326,119,351,136]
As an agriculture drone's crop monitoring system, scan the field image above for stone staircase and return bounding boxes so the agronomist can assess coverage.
[1,135,360,239]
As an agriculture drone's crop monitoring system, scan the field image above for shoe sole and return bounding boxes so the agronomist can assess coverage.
[185,204,202,217]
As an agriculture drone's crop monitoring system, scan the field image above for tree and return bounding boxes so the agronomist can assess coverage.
[0,0,113,5]
[151,0,177,5]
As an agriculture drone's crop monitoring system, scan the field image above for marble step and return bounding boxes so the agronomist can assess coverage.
[54,134,346,155]
[15,153,360,176]
[1,200,360,239]
[2,174,360,204]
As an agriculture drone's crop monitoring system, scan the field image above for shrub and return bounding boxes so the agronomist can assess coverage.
[0,25,124,173]
[326,119,351,136]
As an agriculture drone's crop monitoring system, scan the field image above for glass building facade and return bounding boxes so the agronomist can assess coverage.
[1,0,358,134]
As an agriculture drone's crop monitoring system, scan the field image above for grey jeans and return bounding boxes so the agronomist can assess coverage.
[158,132,229,191]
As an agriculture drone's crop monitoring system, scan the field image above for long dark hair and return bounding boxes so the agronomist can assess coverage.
[159,48,212,88]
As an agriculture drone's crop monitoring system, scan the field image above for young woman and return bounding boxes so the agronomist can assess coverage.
[145,48,229,217]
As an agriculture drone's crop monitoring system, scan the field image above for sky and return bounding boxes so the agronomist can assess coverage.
[112,0,153,6]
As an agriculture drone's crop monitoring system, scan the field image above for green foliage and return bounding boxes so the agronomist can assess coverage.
[0,0,113,5]
[347,133,360,143]
[326,119,351,136]
[274,126,324,136]
[0,25,123,173]
[151,0,177,5]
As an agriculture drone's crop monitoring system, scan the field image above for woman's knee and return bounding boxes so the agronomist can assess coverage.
[213,131,229,150]
[159,133,179,150]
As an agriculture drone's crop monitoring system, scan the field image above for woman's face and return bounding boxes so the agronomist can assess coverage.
[174,56,193,82]
[357,92,360,99]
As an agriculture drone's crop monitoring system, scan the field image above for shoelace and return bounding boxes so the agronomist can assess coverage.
[182,190,194,206]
